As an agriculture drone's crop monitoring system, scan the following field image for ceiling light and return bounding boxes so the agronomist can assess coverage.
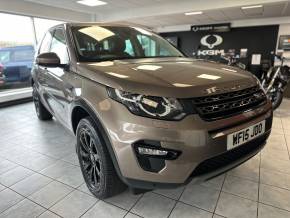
[185,11,203,16]
[77,0,107,7]
[241,5,263,10]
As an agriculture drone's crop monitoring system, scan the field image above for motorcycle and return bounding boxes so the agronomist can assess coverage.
[220,54,246,70]
[220,53,290,110]
[261,53,290,110]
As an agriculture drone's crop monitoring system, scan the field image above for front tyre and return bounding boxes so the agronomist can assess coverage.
[76,117,126,199]
[32,84,52,120]
[272,91,283,110]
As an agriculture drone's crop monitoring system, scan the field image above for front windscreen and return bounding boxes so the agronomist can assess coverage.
[71,25,184,62]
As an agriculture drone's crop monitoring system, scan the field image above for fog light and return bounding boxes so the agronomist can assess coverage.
[135,144,181,160]
[137,147,168,156]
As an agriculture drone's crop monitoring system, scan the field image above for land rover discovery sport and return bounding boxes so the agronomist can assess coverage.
[31,23,272,199]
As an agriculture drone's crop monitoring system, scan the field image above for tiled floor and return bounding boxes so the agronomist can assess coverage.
[1,100,290,218]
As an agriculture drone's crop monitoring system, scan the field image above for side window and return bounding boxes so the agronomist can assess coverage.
[124,39,135,56]
[50,28,69,64]
[39,31,53,54]
[137,35,157,56]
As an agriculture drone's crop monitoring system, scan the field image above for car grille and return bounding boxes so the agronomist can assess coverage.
[189,86,267,121]
[191,132,269,177]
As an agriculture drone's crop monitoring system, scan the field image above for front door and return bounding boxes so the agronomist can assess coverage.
[45,27,71,126]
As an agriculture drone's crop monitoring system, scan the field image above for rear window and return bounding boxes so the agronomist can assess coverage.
[0,51,10,63]
[12,49,34,62]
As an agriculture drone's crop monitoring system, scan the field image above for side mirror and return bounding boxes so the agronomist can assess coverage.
[36,52,61,68]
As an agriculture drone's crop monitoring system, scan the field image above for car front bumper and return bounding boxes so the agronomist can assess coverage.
[97,98,272,189]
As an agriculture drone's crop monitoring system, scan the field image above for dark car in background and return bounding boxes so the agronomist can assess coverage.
[0,62,4,86]
[0,45,34,89]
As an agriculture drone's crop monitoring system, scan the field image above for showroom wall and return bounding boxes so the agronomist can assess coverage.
[276,24,290,65]
[276,24,290,97]
[160,25,280,78]
[160,23,290,97]
[160,25,279,65]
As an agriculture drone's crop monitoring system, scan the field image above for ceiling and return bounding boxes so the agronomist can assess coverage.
[24,0,290,28]
[24,0,172,14]
[124,1,290,27]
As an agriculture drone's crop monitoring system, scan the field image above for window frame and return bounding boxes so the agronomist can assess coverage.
[49,27,70,65]
[37,25,71,66]
[38,29,54,55]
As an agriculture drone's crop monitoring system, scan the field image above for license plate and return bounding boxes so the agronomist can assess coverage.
[227,120,265,150]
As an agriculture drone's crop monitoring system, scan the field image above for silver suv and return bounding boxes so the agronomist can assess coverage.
[32,23,273,199]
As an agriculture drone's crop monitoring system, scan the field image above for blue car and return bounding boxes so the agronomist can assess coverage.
[0,45,35,87]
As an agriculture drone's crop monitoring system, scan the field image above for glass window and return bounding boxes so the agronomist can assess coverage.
[0,13,35,93]
[33,18,64,43]
[125,39,135,56]
[50,28,69,64]
[0,13,64,104]
[12,46,35,62]
[39,31,53,54]
[0,51,10,64]
[72,26,183,62]
[137,35,157,56]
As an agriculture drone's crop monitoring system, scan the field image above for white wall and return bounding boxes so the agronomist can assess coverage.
[0,0,93,22]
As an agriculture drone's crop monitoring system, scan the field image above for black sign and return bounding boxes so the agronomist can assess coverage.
[191,23,231,33]
[161,25,279,66]
[278,35,290,50]
[164,36,179,47]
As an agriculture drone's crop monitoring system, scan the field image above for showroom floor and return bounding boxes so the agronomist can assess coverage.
[0,101,290,218]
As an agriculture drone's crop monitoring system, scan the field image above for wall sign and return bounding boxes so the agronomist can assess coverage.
[164,36,179,47]
[191,23,231,33]
[278,35,290,50]
[161,25,279,63]
[200,35,223,49]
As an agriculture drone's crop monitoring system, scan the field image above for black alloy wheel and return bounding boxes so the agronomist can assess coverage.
[76,117,126,199]
[32,84,52,120]
[33,88,40,116]
[79,126,103,191]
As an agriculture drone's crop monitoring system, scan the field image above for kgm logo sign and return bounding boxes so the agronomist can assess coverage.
[196,34,224,56]
[200,34,223,49]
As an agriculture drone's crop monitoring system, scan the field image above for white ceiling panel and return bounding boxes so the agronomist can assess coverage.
[24,0,178,13]
[242,6,264,16]
[205,10,229,22]
[21,0,290,28]
[221,7,246,20]
[263,3,285,16]
[282,1,290,15]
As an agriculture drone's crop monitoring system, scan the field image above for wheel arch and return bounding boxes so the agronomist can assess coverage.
[71,99,128,186]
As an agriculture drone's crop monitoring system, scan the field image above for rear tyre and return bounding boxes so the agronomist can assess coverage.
[76,117,126,199]
[32,84,52,120]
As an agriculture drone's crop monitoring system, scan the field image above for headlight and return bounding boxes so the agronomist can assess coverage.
[107,87,187,120]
